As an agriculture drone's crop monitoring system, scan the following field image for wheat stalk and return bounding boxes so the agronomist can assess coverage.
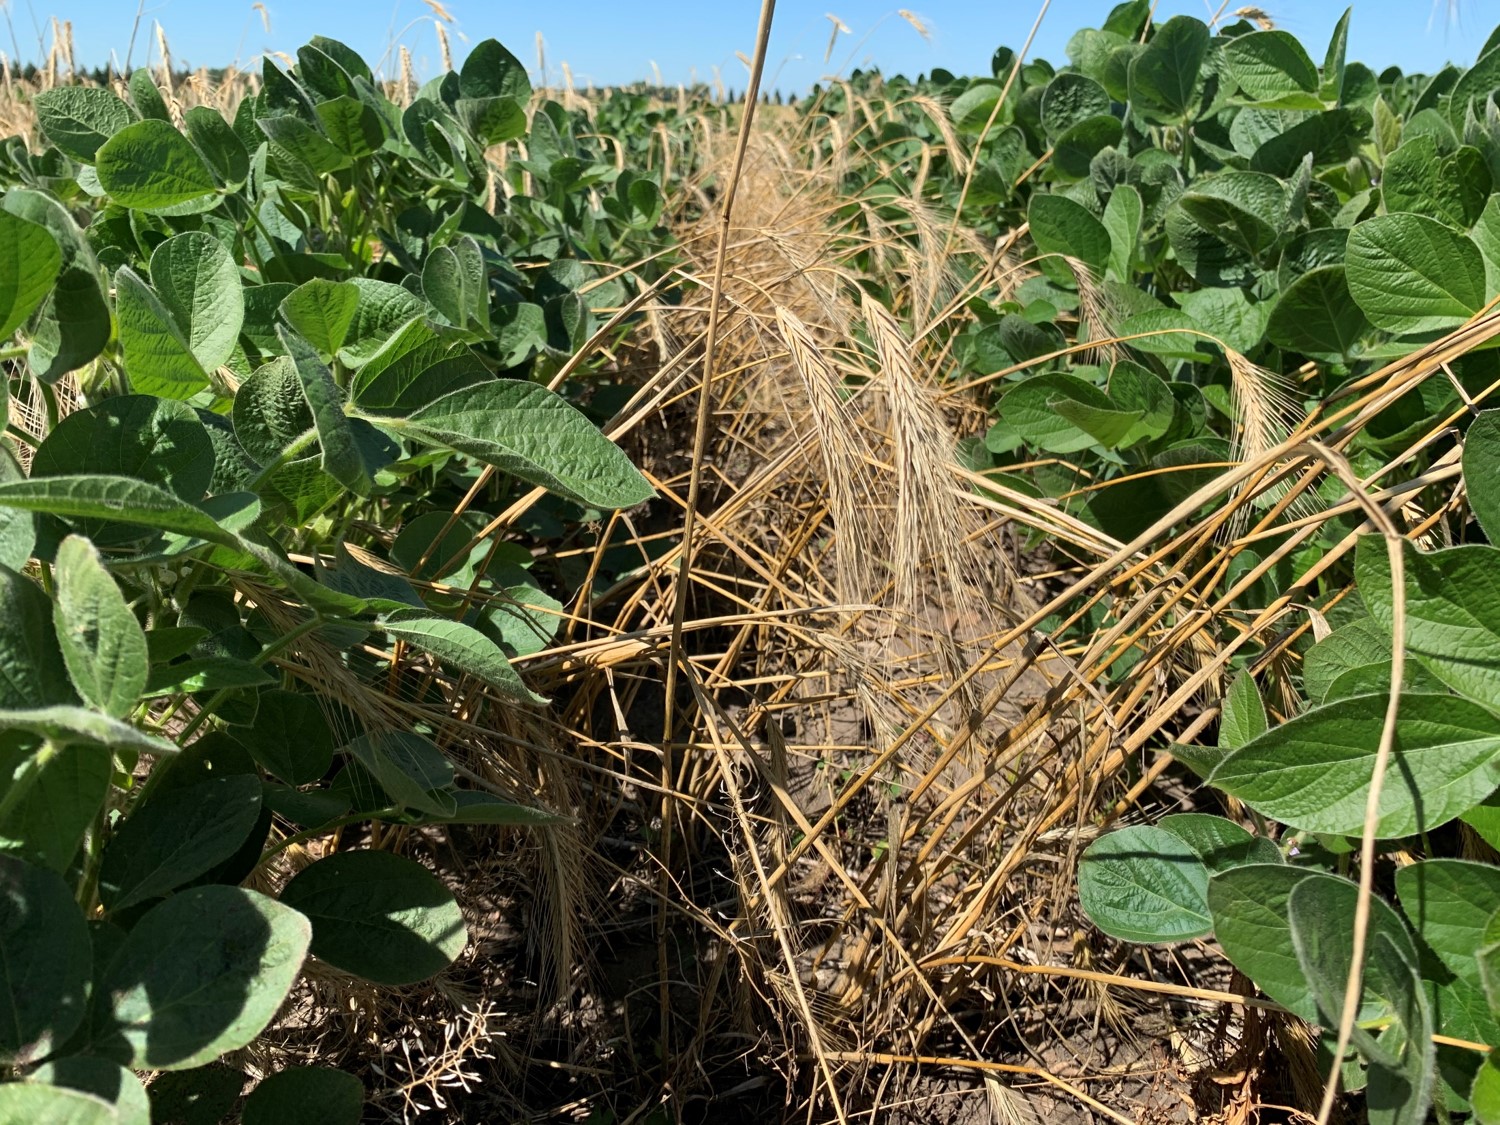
[824,13,851,63]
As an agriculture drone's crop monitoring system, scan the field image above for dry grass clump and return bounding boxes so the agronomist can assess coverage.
[591,117,1108,1120]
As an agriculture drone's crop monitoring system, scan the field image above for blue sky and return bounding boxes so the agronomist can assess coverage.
[7,1,1490,92]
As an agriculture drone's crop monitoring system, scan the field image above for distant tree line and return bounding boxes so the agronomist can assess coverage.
[0,62,810,104]
[0,61,247,84]
[564,80,802,106]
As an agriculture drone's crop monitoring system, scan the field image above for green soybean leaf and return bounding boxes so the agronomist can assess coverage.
[0,707,176,756]
[1208,863,1323,1020]
[1100,0,1149,38]
[1323,660,1448,702]
[1278,226,1348,286]
[1219,671,1267,750]
[1248,107,1369,175]
[1041,73,1111,137]
[32,395,214,504]
[1464,411,1500,544]
[344,731,456,818]
[241,282,298,356]
[460,38,532,102]
[319,541,423,612]
[456,95,528,146]
[0,1083,114,1125]
[258,114,350,176]
[278,326,373,497]
[421,235,489,334]
[1177,287,1270,354]
[0,855,91,1065]
[95,886,310,1071]
[543,291,590,357]
[948,84,1003,135]
[144,627,209,664]
[1050,114,1122,180]
[1176,171,1285,256]
[1266,265,1369,361]
[0,452,34,576]
[314,96,384,160]
[53,536,147,718]
[1482,910,1500,1016]
[1117,308,1209,359]
[1304,617,1392,705]
[1000,373,1110,453]
[408,790,565,826]
[297,40,365,96]
[1158,813,1280,872]
[149,232,245,372]
[33,86,135,162]
[1296,922,1408,1070]
[1028,193,1111,280]
[260,56,320,119]
[0,210,60,341]
[0,476,235,547]
[278,850,466,986]
[1210,692,1500,837]
[1164,205,1255,286]
[1127,16,1208,122]
[1473,1057,1500,1125]
[142,657,275,697]
[1345,213,1486,333]
[491,301,548,368]
[626,177,664,227]
[159,731,256,789]
[262,786,350,829]
[27,1057,149,1125]
[279,280,358,360]
[143,1065,245,1125]
[0,565,71,710]
[1107,361,1175,445]
[339,279,427,367]
[1427,975,1497,1102]
[99,775,263,912]
[231,690,334,787]
[1223,30,1320,103]
[1395,859,1500,989]
[1102,183,1141,282]
[1356,537,1500,711]
[1051,396,1143,449]
[234,356,314,464]
[378,380,655,509]
[490,579,567,649]
[1382,136,1491,228]
[1372,93,1401,159]
[1288,876,1433,1125]
[380,611,543,705]
[126,69,169,121]
[1321,7,1350,102]
[95,119,219,213]
[1077,825,1211,943]
[0,741,111,873]
[183,105,249,187]
[233,531,369,617]
[348,319,481,413]
[1449,42,1500,128]
[1,189,109,382]
[389,510,494,585]
[114,267,209,400]
[243,1068,363,1125]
